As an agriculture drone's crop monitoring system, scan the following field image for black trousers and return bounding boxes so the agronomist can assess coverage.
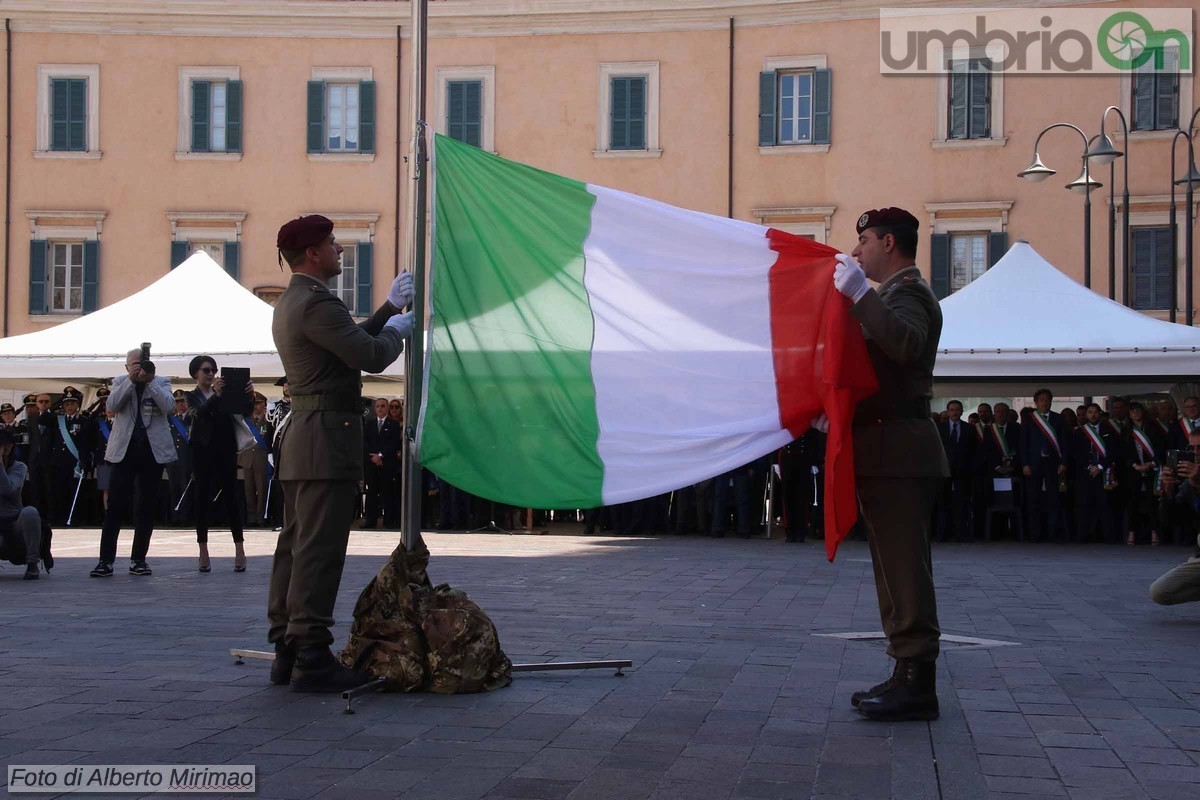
[99,438,161,563]
[193,449,244,544]
[363,465,399,527]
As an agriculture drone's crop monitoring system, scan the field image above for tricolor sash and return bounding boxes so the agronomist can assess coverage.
[1132,427,1155,464]
[170,415,190,444]
[1156,419,1170,435]
[1181,418,1197,439]
[990,424,1013,459]
[1082,424,1107,460]
[1107,419,1124,437]
[246,418,269,451]
[1032,413,1062,458]
[974,422,986,442]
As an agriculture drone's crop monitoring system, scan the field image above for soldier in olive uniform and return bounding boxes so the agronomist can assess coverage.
[828,208,949,722]
[268,215,415,693]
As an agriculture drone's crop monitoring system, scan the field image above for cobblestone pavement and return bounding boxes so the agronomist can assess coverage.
[0,528,1197,800]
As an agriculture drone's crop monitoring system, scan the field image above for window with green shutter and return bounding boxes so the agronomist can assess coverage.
[191,79,242,153]
[1131,227,1173,310]
[759,68,831,147]
[447,80,482,148]
[948,58,990,140]
[1132,48,1179,131]
[50,78,88,152]
[610,76,646,151]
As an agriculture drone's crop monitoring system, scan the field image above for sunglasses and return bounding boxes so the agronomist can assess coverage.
[198,367,215,374]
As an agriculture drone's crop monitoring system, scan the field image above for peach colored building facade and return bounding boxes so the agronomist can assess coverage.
[0,0,1196,340]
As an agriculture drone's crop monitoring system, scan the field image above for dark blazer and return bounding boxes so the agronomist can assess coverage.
[1168,417,1199,451]
[939,419,976,478]
[38,410,94,472]
[186,388,238,465]
[1069,422,1118,477]
[363,416,403,473]
[849,266,950,479]
[975,422,1020,474]
[1020,411,1067,470]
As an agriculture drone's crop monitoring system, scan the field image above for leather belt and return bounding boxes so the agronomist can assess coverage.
[289,394,361,413]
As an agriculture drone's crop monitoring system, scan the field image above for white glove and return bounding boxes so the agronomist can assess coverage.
[388,272,415,309]
[833,254,870,303]
[811,413,830,433]
[383,311,416,338]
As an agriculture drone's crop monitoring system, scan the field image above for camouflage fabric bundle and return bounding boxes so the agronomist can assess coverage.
[340,540,512,693]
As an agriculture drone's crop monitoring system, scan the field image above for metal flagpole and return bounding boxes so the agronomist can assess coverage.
[401,0,429,552]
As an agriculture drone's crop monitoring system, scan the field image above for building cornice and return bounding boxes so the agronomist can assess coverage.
[2,0,1117,40]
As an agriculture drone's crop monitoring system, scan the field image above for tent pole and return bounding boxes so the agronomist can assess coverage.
[401,0,429,552]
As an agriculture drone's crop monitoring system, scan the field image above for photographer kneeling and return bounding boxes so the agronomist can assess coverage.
[0,427,43,579]
[1149,429,1200,606]
[90,346,176,578]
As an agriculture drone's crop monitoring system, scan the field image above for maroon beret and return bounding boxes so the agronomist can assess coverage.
[856,207,919,235]
[276,215,334,252]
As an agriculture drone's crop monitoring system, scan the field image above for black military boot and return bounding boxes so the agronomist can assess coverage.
[850,658,908,708]
[857,659,939,721]
[290,646,370,693]
[269,641,295,686]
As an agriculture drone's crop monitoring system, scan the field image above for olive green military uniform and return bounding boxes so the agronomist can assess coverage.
[850,265,949,662]
[269,273,405,649]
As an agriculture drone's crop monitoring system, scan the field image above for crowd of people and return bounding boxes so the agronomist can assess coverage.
[0,376,1197,578]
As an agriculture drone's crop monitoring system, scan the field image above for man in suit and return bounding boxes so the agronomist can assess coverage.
[975,402,1020,540]
[1071,403,1119,544]
[363,397,403,528]
[827,207,948,722]
[1021,388,1068,543]
[89,348,176,577]
[936,400,975,543]
[1169,396,1199,451]
[269,214,414,692]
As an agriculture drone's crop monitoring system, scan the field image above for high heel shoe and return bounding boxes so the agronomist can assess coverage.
[234,542,247,573]
[1151,531,1160,546]
[198,544,211,573]
[1126,532,1136,546]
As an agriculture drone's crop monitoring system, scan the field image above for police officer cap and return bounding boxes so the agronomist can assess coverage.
[62,386,83,402]
[21,394,36,406]
[172,389,187,401]
[274,376,288,387]
[96,387,111,399]
[277,215,334,252]
[856,207,919,235]
[0,403,14,414]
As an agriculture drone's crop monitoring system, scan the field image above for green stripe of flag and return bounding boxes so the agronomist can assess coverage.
[421,134,605,508]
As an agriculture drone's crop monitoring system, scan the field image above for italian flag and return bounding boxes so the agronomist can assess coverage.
[419,134,877,558]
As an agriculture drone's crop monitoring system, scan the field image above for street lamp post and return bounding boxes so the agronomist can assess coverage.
[1179,107,1200,326]
[1086,107,1129,303]
[1169,131,1189,324]
[1019,122,1102,290]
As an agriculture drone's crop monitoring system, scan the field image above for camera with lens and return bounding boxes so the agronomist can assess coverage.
[140,342,155,374]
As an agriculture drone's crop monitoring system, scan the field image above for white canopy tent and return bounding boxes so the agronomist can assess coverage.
[935,241,1200,396]
[0,252,405,396]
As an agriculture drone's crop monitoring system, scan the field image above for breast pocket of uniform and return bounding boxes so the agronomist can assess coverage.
[320,412,361,474]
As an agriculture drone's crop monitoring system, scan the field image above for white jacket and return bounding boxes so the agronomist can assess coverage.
[104,374,177,465]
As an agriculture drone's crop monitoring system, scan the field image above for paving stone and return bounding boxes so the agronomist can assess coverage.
[5,532,1200,799]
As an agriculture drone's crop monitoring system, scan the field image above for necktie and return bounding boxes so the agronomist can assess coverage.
[953,422,959,442]
[378,419,383,434]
